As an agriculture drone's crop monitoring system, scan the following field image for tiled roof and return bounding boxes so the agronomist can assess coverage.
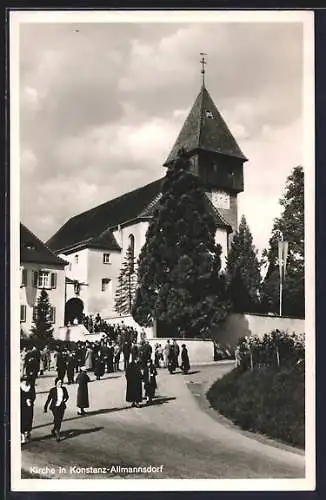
[138,193,162,217]
[20,223,67,266]
[164,85,247,165]
[47,173,232,255]
[47,178,164,253]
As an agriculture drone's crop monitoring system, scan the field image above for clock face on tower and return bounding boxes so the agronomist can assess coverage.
[211,190,230,210]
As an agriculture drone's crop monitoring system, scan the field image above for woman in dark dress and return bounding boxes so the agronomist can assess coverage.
[76,366,90,415]
[180,344,190,373]
[20,376,36,444]
[93,351,105,380]
[143,359,157,404]
[106,342,114,373]
[167,347,178,374]
[125,358,143,408]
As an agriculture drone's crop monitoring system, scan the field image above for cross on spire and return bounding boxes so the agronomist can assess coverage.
[200,52,207,86]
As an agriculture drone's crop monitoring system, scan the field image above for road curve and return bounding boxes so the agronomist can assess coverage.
[21,364,305,480]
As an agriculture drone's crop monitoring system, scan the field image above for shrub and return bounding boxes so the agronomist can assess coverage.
[237,330,305,370]
[207,361,305,448]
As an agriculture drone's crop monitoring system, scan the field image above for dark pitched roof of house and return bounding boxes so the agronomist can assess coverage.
[46,178,165,253]
[20,223,67,266]
[164,85,247,165]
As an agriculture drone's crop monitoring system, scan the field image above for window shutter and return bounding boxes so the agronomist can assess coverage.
[33,271,38,287]
[22,269,27,286]
[20,305,26,322]
[51,307,56,324]
[51,272,57,289]
[32,306,38,321]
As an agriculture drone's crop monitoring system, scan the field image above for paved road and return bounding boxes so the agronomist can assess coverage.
[21,364,305,480]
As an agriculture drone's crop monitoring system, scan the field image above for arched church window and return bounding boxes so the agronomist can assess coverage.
[128,234,135,272]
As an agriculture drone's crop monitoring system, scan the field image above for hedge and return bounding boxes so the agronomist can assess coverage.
[207,361,305,448]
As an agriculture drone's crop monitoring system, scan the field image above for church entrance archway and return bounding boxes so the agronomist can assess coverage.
[65,298,84,325]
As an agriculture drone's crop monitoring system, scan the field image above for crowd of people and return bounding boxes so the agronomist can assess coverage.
[79,314,140,340]
[20,332,191,444]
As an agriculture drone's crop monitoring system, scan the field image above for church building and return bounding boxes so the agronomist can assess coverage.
[46,68,247,330]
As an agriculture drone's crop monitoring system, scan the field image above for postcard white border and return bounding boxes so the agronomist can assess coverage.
[10,9,315,492]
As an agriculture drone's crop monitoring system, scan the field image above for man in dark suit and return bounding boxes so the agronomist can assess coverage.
[44,378,69,441]
[122,340,131,371]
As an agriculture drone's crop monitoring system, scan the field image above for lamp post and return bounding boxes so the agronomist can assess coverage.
[278,236,289,317]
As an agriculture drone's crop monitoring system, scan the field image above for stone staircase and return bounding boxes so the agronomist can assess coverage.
[57,324,105,342]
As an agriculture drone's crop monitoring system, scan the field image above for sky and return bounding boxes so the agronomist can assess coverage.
[18,17,304,254]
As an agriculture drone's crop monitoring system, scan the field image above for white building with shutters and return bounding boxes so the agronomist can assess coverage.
[20,223,67,337]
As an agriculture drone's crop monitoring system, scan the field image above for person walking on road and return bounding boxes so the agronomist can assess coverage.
[163,340,170,368]
[125,357,143,408]
[66,350,76,384]
[180,344,190,374]
[56,349,67,382]
[24,347,40,387]
[106,341,114,373]
[172,340,180,368]
[76,366,90,415]
[143,359,157,404]
[94,350,105,380]
[20,376,36,444]
[44,378,69,442]
[84,344,93,372]
[130,341,139,363]
[123,340,131,371]
[114,343,121,371]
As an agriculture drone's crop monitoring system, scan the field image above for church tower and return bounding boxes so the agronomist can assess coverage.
[163,55,247,244]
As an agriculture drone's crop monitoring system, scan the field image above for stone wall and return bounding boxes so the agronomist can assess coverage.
[212,313,305,346]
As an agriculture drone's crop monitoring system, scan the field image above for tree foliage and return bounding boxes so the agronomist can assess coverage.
[132,150,230,337]
[226,215,261,313]
[261,166,304,316]
[30,289,54,345]
[114,244,137,315]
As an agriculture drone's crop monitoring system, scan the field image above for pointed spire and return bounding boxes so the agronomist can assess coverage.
[200,52,207,87]
[164,84,247,166]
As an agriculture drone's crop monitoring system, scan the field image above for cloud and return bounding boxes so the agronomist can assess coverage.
[238,119,302,254]
[18,20,304,253]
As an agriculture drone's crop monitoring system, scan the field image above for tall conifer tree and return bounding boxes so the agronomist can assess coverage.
[30,289,54,344]
[114,244,137,315]
[132,150,230,337]
[226,215,261,313]
[261,166,304,316]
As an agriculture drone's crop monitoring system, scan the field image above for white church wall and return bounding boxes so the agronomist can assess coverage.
[215,228,228,270]
[104,221,149,319]
[63,248,89,284]
[86,248,121,317]
[113,221,149,263]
